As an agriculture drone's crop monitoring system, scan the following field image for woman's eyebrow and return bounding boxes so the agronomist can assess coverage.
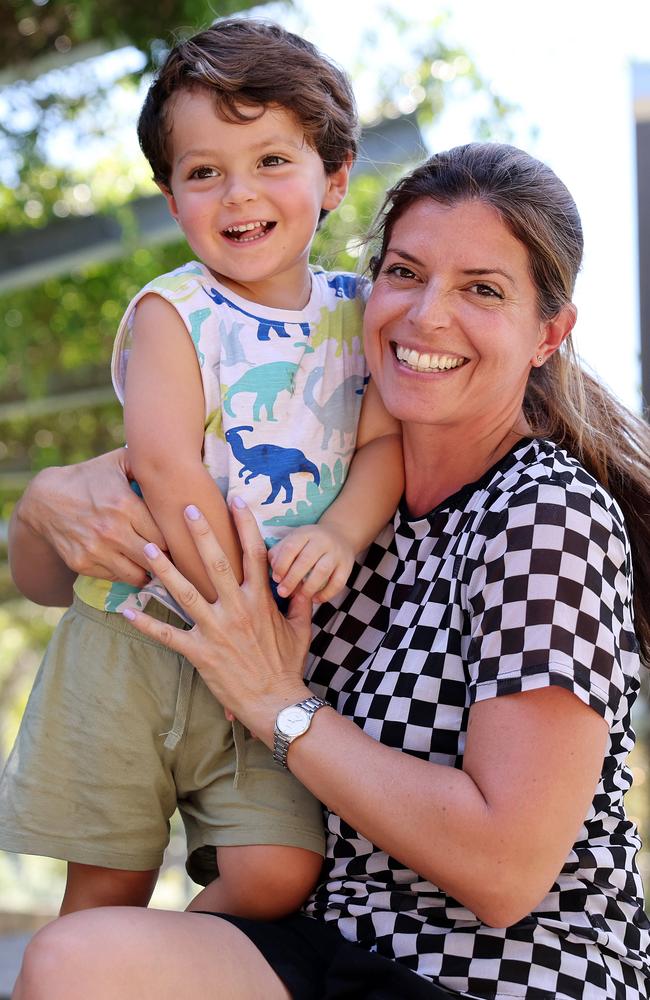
[385,248,424,265]
[463,267,515,285]
[386,250,516,286]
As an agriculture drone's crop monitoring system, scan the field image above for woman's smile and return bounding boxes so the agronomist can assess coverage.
[392,343,469,373]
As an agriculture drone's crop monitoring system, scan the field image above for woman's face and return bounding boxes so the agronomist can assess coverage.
[363,197,560,435]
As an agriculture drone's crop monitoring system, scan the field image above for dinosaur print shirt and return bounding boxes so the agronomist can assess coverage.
[74,261,368,615]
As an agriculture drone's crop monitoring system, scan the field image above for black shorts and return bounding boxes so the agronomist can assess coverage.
[206,912,458,999]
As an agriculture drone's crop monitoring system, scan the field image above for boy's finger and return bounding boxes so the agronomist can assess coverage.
[313,563,352,604]
[276,547,324,597]
[269,536,309,581]
[298,556,335,599]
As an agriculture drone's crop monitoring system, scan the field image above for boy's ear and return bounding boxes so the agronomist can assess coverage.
[157,180,179,222]
[322,152,354,212]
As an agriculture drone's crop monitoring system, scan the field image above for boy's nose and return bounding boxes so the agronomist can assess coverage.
[222,175,257,206]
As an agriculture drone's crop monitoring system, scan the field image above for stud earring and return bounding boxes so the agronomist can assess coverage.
[536,355,543,366]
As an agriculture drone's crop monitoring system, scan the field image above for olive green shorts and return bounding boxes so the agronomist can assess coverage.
[0,596,324,885]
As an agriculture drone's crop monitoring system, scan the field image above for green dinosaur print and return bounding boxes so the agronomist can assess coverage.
[308,299,363,358]
[205,406,225,441]
[188,307,211,367]
[222,361,299,421]
[150,266,204,302]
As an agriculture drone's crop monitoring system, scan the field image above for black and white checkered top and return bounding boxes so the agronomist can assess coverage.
[304,437,650,1000]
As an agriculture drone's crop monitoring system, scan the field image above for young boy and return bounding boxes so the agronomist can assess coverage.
[0,18,403,917]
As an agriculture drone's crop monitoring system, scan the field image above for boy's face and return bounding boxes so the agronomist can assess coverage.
[161,89,350,309]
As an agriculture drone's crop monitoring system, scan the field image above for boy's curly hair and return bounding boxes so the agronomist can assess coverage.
[138,17,360,190]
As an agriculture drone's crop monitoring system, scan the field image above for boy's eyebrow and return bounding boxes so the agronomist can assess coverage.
[176,135,306,166]
[386,248,515,284]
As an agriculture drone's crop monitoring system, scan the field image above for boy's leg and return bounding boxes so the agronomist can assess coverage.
[0,598,185,894]
[186,845,322,918]
[60,862,159,914]
[178,674,326,919]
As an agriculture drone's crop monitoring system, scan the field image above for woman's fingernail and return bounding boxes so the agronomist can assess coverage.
[122,609,136,621]
[144,542,160,559]
[231,496,246,509]
[185,505,201,521]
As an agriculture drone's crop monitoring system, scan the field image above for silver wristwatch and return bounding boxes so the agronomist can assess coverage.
[272,696,328,769]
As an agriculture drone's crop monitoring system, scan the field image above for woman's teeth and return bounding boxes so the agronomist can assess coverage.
[395,345,466,372]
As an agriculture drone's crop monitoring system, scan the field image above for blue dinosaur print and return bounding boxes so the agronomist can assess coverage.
[205,285,310,341]
[326,273,357,300]
[263,459,345,530]
[188,308,211,367]
[225,425,320,505]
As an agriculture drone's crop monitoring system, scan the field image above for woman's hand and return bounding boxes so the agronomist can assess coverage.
[9,449,167,604]
[124,500,314,745]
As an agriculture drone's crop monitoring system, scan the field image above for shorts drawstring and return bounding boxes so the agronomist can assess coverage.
[162,658,194,750]
[232,720,247,788]
[162,659,247,788]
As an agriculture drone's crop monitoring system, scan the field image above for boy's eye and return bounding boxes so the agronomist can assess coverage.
[260,155,288,167]
[189,165,218,180]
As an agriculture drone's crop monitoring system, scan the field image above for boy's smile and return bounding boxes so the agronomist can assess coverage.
[160,90,350,310]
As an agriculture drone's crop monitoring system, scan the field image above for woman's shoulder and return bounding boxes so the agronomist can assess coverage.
[484,437,627,538]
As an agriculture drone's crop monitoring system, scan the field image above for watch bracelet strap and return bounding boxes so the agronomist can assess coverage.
[272,696,328,769]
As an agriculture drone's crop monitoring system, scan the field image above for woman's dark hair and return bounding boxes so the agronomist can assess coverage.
[369,142,650,662]
[137,16,359,191]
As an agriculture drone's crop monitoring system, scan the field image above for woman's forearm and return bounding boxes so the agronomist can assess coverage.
[279,686,606,928]
[8,450,167,605]
[9,474,77,605]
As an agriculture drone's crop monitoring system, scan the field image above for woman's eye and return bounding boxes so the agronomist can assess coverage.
[261,155,287,167]
[189,166,217,180]
[383,264,418,280]
[470,282,503,299]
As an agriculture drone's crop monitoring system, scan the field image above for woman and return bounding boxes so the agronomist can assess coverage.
[10,143,650,999]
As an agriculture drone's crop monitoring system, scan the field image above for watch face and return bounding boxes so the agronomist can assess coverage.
[277,705,310,737]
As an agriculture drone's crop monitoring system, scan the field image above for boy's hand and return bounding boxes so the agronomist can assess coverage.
[268,524,355,603]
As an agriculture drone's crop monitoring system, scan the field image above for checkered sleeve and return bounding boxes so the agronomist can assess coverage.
[465,479,638,726]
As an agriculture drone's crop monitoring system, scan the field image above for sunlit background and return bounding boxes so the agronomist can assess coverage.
[0,0,648,949]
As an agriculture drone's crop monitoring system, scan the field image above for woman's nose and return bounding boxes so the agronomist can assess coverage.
[408,283,452,331]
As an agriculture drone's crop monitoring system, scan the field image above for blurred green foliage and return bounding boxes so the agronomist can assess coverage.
[1,0,276,70]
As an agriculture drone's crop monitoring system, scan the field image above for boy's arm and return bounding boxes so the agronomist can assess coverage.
[125,295,242,602]
[269,379,403,601]
[319,377,403,548]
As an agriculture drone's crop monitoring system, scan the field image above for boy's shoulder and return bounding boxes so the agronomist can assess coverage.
[139,260,212,300]
[310,267,371,305]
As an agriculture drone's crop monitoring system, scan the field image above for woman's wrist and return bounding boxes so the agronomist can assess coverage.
[245,684,314,748]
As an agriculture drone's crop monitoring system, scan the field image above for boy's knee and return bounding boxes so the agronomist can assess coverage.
[218,845,323,915]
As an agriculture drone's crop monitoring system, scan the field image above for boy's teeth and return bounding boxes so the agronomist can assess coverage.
[226,221,266,233]
[395,345,466,372]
